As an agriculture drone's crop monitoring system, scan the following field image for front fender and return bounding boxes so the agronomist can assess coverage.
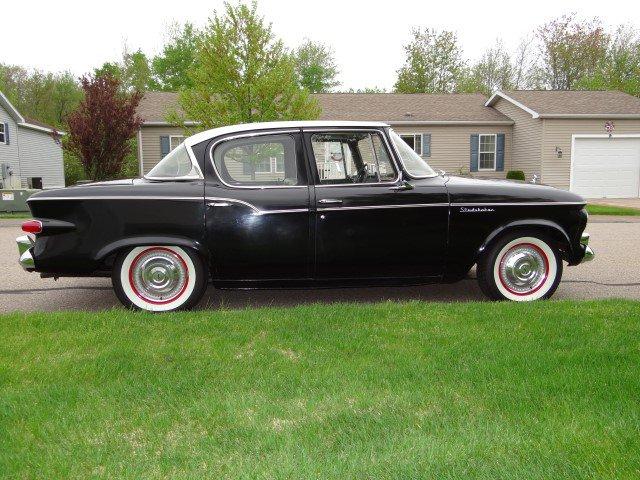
[95,236,209,262]
[477,219,574,260]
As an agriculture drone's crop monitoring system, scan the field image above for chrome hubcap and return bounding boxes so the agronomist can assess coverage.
[130,249,188,303]
[499,244,548,294]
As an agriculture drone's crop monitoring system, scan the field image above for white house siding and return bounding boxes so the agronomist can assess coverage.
[541,118,640,190]
[17,126,65,188]
[491,98,542,182]
[391,124,513,179]
[0,104,21,188]
[140,125,189,174]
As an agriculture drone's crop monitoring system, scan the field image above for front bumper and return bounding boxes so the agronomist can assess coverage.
[16,235,35,271]
[580,233,595,263]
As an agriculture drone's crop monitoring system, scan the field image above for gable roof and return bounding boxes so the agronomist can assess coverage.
[486,90,640,118]
[138,91,514,125]
[0,90,25,123]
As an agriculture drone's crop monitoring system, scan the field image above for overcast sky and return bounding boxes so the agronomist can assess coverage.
[5,0,640,90]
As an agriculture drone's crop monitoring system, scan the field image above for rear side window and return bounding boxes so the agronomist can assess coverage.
[213,134,304,187]
[310,131,396,185]
[147,143,199,178]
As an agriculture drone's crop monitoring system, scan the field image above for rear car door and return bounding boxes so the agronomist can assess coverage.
[204,130,313,283]
[304,128,448,280]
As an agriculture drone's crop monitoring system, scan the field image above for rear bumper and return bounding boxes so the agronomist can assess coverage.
[16,235,35,271]
[579,233,595,264]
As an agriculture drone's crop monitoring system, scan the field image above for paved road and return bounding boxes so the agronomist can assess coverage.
[1,217,639,313]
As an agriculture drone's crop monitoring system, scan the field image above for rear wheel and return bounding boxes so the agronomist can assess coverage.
[477,232,563,301]
[112,246,207,312]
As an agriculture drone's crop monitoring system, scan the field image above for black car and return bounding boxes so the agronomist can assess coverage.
[17,121,594,312]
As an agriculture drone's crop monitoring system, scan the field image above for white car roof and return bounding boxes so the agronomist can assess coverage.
[184,120,389,147]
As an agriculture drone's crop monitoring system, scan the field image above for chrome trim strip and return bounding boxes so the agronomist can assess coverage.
[205,197,308,215]
[28,196,204,202]
[318,202,449,212]
[451,202,586,207]
[208,130,307,190]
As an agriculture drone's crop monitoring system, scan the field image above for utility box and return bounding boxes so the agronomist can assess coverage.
[1,189,36,212]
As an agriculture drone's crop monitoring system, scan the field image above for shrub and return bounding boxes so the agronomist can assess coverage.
[506,170,526,181]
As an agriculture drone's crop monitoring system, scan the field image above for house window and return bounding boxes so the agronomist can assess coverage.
[400,133,422,156]
[170,135,185,151]
[0,123,5,144]
[28,177,43,189]
[478,134,497,171]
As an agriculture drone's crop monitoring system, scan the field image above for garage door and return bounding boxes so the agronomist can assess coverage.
[571,137,640,198]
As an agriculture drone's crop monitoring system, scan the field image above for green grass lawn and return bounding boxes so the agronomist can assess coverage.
[1,300,640,479]
[587,204,640,216]
[0,211,31,219]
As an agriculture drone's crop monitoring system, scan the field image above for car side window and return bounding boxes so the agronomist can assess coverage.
[213,134,303,186]
[310,131,396,185]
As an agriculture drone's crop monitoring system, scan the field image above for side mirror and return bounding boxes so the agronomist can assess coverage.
[389,180,414,191]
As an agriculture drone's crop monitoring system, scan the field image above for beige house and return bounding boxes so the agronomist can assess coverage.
[136,90,640,198]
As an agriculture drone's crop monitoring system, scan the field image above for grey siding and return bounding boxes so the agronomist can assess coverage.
[139,125,189,174]
[392,124,513,179]
[541,118,640,190]
[17,126,65,188]
[491,98,542,182]
[0,103,21,188]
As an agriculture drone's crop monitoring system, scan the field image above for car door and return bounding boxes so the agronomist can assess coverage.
[204,129,313,283]
[304,128,448,280]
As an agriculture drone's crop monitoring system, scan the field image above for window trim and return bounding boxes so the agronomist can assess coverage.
[399,133,422,156]
[0,123,5,145]
[304,128,401,187]
[169,135,185,151]
[208,130,307,189]
[478,133,497,172]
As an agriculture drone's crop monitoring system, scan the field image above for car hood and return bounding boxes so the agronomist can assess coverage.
[444,175,586,204]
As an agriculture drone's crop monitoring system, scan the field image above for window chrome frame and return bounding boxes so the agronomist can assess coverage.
[388,129,438,180]
[304,127,402,188]
[208,129,307,189]
[144,143,204,181]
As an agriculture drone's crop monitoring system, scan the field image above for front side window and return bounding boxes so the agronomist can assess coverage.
[0,123,5,144]
[479,134,497,170]
[389,130,436,178]
[213,134,303,187]
[311,131,396,185]
[146,143,199,178]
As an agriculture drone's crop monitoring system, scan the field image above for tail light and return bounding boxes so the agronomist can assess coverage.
[21,220,43,234]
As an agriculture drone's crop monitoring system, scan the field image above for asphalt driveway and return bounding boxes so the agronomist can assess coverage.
[1,216,639,313]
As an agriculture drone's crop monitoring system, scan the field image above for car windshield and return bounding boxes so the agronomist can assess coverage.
[389,130,436,178]
[146,143,200,178]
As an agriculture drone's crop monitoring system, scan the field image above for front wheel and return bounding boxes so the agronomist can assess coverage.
[112,246,207,312]
[477,232,563,301]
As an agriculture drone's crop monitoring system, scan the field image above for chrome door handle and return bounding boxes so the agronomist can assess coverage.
[389,181,414,191]
[207,201,232,207]
[318,199,343,205]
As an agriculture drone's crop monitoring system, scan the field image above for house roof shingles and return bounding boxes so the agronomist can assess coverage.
[501,90,640,116]
[137,91,513,124]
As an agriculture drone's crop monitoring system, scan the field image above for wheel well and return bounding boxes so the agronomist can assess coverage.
[98,243,209,275]
[480,225,572,262]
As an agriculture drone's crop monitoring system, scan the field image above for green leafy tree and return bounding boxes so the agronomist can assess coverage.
[457,40,516,94]
[293,39,340,92]
[174,2,320,130]
[94,48,153,92]
[536,14,609,90]
[394,28,465,93]
[151,23,200,91]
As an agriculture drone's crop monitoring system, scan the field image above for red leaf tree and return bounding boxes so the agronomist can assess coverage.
[65,74,143,180]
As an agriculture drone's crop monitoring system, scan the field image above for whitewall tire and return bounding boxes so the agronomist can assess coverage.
[112,246,207,312]
[477,232,563,302]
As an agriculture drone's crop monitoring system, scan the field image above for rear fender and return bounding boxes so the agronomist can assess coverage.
[95,236,209,263]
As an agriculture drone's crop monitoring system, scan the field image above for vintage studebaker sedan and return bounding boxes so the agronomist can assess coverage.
[17,121,594,312]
